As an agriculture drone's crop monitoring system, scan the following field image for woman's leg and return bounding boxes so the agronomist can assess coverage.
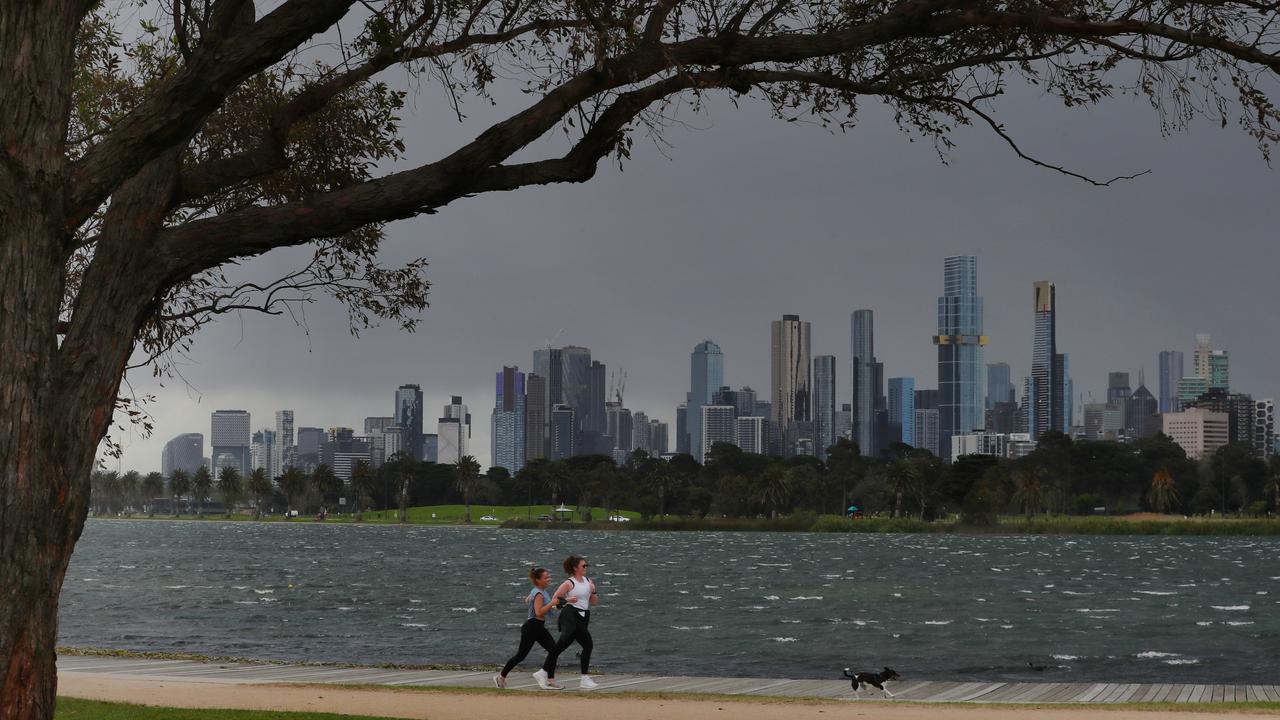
[541,612,581,678]
[501,621,539,676]
[576,624,593,675]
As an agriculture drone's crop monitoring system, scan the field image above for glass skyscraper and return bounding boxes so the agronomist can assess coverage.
[1158,350,1184,413]
[888,377,916,447]
[850,309,878,456]
[813,355,836,460]
[689,340,725,462]
[1031,281,1065,441]
[771,315,812,457]
[395,384,424,461]
[934,256,985,459]
[491,366,525,474]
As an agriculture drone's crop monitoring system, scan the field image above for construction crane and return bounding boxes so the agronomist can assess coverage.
[543,328,564,349]
[613,369,627,406]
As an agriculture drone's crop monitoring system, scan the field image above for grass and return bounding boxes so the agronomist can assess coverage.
[97,504,640,526]
[56,698,389,720]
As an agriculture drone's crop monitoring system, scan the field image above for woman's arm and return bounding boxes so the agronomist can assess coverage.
[589,579,599,606]
[533,591,551,619]
[551,579,574,604]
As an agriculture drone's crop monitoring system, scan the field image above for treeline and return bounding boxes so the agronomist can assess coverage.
[94,433,1280,524]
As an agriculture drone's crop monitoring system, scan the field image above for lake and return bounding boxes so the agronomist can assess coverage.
[59,519,1280,682]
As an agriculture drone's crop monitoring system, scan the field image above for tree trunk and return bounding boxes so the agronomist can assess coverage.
[398,476,408,524]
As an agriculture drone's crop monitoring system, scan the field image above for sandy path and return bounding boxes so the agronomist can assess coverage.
[58,675,1271,719]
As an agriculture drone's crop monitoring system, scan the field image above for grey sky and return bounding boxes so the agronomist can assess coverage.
[112,77,1280,473]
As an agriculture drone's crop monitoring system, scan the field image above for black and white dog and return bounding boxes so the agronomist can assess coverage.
[842,667,901,698]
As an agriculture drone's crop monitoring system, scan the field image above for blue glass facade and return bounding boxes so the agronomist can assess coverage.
[888,377,916,447]
[689,341,724,460]
[935,256,985,459]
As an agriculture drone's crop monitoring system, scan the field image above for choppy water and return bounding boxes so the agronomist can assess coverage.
[59,519,1280,682]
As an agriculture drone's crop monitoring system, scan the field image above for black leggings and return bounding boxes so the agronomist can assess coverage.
[500,618,556,677]
[542,607,592,677]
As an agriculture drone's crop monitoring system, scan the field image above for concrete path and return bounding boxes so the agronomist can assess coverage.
[57,655,1280,704]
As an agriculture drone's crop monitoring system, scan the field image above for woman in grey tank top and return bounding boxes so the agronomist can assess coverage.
[495,566,558,688]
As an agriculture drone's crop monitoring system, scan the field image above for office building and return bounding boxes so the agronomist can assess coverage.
[650,419,669,455]
[250,429,276,478]
[887,377,916,447]
[1209,350,1229,390]
[525,373,547,462]
[675,402,689,455]
[1255,400,1275,458]
[423,433,438,463]
[1193,333,1212,381]
[1107,372,1131,407]
[733,386,758,419]
[689,340,725,462]
[210,410,251,475]
[1177,376,1208,411]
[274,410,294,474]
[437,395,470,465]
[986,362,1015,408]
[1185,388,1256,447]
[492,367,526,474]
[587,360,607,434]
[1126,383,1160,439]
[736,416,769,455]
[771,314,812,456]
[851,309,880,455]
[550,404,577,459]
[987,401,1018,434]
[935,256,985,458]
[834,403,852,441]
[561,345,592,427]
[1162,408,1230,459]
[814,355,837,459]
[914,408,940,457]
[700,405,738,463]
[1158,351,1184,413]
[395,384,424,461]
[1030,281,1066,441]
[161,433,204,477]
[632,411,650,453]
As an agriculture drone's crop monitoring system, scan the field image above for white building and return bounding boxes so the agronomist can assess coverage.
[700,405,737,464]
[437,396,471,465]
[1162,407,1229,460]
[736,416,768,455]
[951,431,1009,460]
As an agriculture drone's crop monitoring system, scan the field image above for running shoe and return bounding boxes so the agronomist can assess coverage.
[493,674,505,689]
[548,678,565,690]
[580,675,598,690]
[532,669,550,689]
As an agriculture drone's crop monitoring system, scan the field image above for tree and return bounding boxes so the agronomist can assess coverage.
[246,468,273,519]
[216,465,242,517]
[8,3,1280,718]
[310,464,339,517]
[141,472,166,516]
[454,455,482,524]
[826,439,863,516]
[191,466,213,517]
[757,464,791,519]
[168,469,190,517]
[1146,468,1181,515]
[1011,468,1045,518]
[350,460,375,522]
[384,452,417,523]
[278,466,308,516]
[118,470,141,515]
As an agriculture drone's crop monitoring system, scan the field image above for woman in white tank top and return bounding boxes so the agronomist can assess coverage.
[532,554,599,690]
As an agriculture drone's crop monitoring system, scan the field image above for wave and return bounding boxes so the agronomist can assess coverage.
[451,607,478,613]
[1134,590,1176,596]
[923,620,952,625]
[1164,658,1200,665]
[1136,651,1180,659]
[770,637,799,642]
[1211,605,1250,611]
[671,626,714,631]
[1052,654,1079,660]
[789,596,823,601]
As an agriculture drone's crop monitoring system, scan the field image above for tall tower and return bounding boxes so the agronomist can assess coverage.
[274,410,294,472]
[394,384,424,460]
[491,367,526,473]
[771,314,812,456]
[1193,334,1212,381]
[1030,281,1061,441]
[813,355,836,460]
[689,340,724,462]
[524,373,547,462]
[935,256,985,459]
[850,309,878,456]
[1158,350,1184,414]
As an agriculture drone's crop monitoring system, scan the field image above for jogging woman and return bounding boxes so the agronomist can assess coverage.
[532,555,599,690]
[494,566,558,688]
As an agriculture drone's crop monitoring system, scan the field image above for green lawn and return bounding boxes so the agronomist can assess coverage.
[56,698,386,720]
[113,504,640,525]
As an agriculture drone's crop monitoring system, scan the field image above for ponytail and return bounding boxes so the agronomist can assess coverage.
[529,566,546,583]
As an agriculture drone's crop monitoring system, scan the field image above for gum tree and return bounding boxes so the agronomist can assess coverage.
[3,1,1280,718]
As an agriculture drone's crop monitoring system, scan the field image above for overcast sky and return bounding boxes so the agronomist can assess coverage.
[109,69,1280,473]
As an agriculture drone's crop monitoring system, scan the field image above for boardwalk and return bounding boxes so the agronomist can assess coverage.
[57,655,1278,704]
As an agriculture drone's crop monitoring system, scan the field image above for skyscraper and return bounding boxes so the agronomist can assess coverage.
[492,367,526,474]
[161,433,203,477]
[1193,333,1212,381]
[813,355,836,459]
[524,373,547,463]
[850,309,879,456]
[1158,350,1184,413]
[771,314,812,456]
[1030,281,1064,441]
[437,396,470,464]
[689,340,725,461]
[274,410,294,473]
[587,360,607,434]
[560,346,592,428]
[394,384,424,461]
[888,377,916,447]
[935,256,985,459]
[736,416,768,455]
[251,428,276,479]
[986,362,1014,408]
[533,347,564,451]
[210,410,251,474]
[550,404,577,460]
[700,405,737,463]
[1209,350,1229,390]
[675,402,689,455]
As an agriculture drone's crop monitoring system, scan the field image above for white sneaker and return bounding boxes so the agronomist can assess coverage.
[493,674,505,689]
[532,669,550,689]
[580,675,598,689]
[548,677,565,689]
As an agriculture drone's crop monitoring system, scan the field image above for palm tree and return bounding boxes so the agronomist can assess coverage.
[216,465,242,518]
[90,471,119,515]
[645,460,678,518]
[246,468,272,520]
[278,466,307,517]
[350,460,374,522]
[310,464,339,518]
[887,460,914,518]
[454,455,481,524]
[141,472,165,516]
[1146,468,1180,514]
[191,466,213,517]
[1012,469,1045,518]
[168,469,190,517]
[384,452,416,524]
[757,465,791,519]
[543,461,569,508]
[119,470,141,515]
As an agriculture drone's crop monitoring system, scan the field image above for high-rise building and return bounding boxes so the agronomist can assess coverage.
[295,426,325,471]
[1126,384,1160,439]
[935,256,985,458]
[1254,400,1275,458]
[771,315,811,456]
[1030,281,1065,441]
[1177,376,1208,411]
[986,362,1015,409]
[1209,350,1229,390]
[988,401,1018,434]
[395,384,424,461]
[1162,407,1229,460]
[689,340,725,462]
[161,433,204,477]
[888,377,916,447]
[835,403,852,441]
[1185,388,1255,447]
[437,395,470,465]
[423,433,438,463]
[913,408,940,457]
[274,410,295,474]
[632,411,650,453]
[560,346,592,428]
[533,347,564,450]
[1158,351,1184,414]
[586,360,607,434]
[251,428,276,478]
[851,309,879,455]
[733,387,758,419]
[550,404,577,459]
[1193,333,1212,381]
[525,373,547,463]
[605,402,633,455]
[736,416,768,455]
[492,367,526,474]
[813,355,836,459]
[1107,372,1131,407]
[210,410,251,475]
[700,405,737,463]
[675,402,689,455]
